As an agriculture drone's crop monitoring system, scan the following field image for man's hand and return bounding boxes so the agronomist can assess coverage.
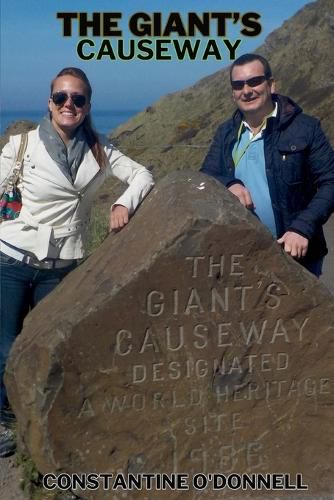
[109,204,129,232]
[228,184,254,209]
[277,231,309,259]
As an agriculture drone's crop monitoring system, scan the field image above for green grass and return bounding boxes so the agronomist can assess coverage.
[85,206,109,255]
[15,452,80,499]
[15,452,42,498]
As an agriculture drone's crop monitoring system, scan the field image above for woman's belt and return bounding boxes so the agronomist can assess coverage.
[0,243,77,269]
[22,254,77,269]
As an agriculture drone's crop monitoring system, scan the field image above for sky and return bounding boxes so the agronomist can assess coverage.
[1,0,312,113]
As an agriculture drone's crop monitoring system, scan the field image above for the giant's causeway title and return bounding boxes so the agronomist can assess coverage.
[57,11,262,61]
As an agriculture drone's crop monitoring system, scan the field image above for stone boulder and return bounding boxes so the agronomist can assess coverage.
[5,171,334,498]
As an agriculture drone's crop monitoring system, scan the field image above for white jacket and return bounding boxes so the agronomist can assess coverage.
[0,128,154,260]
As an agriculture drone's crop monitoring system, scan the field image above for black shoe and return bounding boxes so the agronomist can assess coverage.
[0,406,16,427]
[0,425,16,457]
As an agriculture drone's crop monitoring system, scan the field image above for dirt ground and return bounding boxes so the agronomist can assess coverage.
[0,455,25,500]
[0,217,334,500]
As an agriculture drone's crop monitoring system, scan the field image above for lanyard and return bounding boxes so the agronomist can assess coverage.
[232,122,254,168]
[232,113,272,168]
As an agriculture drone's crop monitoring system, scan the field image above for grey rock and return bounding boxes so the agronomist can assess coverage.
[5,171,334,498]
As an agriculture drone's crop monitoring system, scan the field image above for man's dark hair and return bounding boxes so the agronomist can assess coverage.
[230,54,273,82]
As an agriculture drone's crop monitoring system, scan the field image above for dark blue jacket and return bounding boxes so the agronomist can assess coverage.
[200,94,334,261]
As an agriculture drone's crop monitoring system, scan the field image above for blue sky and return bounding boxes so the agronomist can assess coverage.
[1,0,312,112]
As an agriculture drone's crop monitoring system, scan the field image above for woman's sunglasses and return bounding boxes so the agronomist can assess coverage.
[51,92,87,108]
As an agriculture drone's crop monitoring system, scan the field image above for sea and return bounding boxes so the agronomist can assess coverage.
[1,109,139,136]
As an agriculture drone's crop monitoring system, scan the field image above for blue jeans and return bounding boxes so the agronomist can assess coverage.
[302,257,324,278]
[0,252,77,420]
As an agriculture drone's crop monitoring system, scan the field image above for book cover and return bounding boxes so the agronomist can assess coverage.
[1,1,334,498]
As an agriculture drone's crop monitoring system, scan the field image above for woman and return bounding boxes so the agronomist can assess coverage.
[0,67,154,456]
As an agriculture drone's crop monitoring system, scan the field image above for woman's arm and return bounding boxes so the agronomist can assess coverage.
[105,144,154,230]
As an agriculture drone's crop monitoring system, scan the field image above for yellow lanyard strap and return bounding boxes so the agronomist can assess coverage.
[232,111,274,168]
[232,122,253,168]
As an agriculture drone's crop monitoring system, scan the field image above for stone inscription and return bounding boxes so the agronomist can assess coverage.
[78,377,331,418]
[76,253,328,474]
[79,255,324,406]
[109,255,310,392]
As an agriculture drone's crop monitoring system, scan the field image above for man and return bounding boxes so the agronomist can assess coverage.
[200,53,334,276]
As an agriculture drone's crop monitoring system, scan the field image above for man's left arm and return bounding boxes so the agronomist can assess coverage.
[278,120,334,257]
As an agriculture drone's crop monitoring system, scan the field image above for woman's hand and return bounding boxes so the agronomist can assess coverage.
[109,204,129,232]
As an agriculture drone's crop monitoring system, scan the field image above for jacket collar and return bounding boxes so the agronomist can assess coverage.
[32,128,100,190]
[232,93,303,131]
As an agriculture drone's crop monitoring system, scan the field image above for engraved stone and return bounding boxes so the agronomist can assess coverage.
[5,171,334,497]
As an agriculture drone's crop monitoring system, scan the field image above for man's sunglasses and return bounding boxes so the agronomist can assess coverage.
[231,75,268,91]
[51,92,87,108]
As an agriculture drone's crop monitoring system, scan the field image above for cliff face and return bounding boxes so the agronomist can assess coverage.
[110,0,334,180]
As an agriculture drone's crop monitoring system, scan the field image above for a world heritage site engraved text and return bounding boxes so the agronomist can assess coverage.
[77,254,329,473]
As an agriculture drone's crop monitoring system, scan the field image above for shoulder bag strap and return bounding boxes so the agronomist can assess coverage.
[16,132,28,170]
[8,133,29,187]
